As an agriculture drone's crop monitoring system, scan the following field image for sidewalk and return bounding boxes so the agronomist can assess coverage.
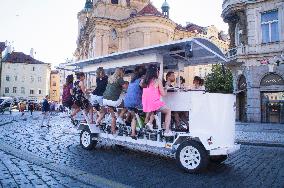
[235,122,284,147]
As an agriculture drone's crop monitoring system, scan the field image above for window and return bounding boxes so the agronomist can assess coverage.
[261,10,279,43]
[13,87,17,93]
[21,87,25,94]
[38,89,42,94]
[52,81,56,86]
[22,76,25,82]
[5,87,9,93]
[30,90,34,95]
[38,77,42,82]
[31,76,34,82]
[6,75,10,81]
[32,67,35,71]
[14,76,17,81]
[111,0,118,4]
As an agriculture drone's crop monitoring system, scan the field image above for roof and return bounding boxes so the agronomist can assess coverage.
[72,37,227,71]
[137,3,163,16]
[176,23,205,34]
[51,70,59,74]
[2,52,46,64]
[0,42,6,52]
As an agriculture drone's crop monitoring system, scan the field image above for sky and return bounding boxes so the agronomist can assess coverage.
[0,0,228,67]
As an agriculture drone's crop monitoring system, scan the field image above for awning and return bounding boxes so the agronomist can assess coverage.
[71,37,227,72]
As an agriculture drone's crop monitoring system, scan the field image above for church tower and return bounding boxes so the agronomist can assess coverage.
[161,0,170,18]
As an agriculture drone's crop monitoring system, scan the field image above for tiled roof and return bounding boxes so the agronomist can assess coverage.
[184,23,205,33]
[2,52,45,64]
[175,23,205,34]
[137,3,163,16]
[51,70,59,74]
[0,42,6,52]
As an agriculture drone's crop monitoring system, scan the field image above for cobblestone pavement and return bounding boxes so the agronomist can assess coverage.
[0,112,283,188]
[0,150,95,188]
[236,122,284,146]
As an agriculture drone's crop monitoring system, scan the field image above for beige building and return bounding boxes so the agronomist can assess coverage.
[75,0,229,87]
[50,70,60,102]
[222,0,284,123]
[0,42,7,90]
[0,49,51,102]
[56,60,76,101]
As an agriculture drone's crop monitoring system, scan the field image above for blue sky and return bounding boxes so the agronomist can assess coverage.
[0,0,227,67]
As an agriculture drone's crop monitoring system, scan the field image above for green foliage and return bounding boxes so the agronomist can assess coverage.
[205,64,233,93]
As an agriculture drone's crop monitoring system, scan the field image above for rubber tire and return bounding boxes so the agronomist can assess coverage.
[80,128,97,150]
[176,140,209,173]
[210,155,228,164]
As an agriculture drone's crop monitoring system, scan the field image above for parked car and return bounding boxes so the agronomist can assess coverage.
[0,97,13,114]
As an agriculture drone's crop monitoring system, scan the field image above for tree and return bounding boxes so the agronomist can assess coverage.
[205,64,233,93]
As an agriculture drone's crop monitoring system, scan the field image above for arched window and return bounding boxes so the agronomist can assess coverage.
[111,0,118,4]
[260,73,284,86]
[238,75,247,90]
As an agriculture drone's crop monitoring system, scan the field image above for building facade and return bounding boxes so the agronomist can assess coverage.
[0,51,51,102]
[222,0,284,123]
[75,0,229,88]
[50,70,60,102]
[56,60,77,101]
[0,42,7,91]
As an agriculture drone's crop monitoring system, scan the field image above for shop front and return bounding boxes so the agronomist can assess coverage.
[260,73,284,124]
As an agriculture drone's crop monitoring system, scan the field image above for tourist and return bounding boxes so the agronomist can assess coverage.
[142,64,173,136]
[62,74,74,112]
[41,95,51,127]
[97,68,126,134]
[124,66,146,138]
[91,67,108,120]
[70,72,93,124]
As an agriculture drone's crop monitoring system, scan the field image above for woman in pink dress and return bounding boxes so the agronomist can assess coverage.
[142,64,173,137]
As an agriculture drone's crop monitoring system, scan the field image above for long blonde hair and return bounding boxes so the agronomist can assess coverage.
[108,68,124,84]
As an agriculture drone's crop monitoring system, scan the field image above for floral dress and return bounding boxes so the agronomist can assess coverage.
[72,80,90,109]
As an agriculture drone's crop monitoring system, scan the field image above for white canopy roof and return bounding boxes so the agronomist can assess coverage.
[71,38,227,73]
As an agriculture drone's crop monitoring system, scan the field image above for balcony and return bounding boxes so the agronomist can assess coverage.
[222,0,254,10]
[225,45,247,60]
[222,0,253,19]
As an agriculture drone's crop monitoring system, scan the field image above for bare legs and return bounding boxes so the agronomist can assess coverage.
[144,106,172,133]
[109,107,116,134]
[160,107,171,133]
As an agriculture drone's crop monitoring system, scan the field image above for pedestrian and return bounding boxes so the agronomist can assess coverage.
[41,95,51,127]
[28,102,34,115]
[19,102,25,116]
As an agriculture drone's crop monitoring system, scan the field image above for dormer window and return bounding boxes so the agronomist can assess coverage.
[111,0,118,4]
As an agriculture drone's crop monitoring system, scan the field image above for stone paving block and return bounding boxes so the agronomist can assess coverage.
[0,112,284,188]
